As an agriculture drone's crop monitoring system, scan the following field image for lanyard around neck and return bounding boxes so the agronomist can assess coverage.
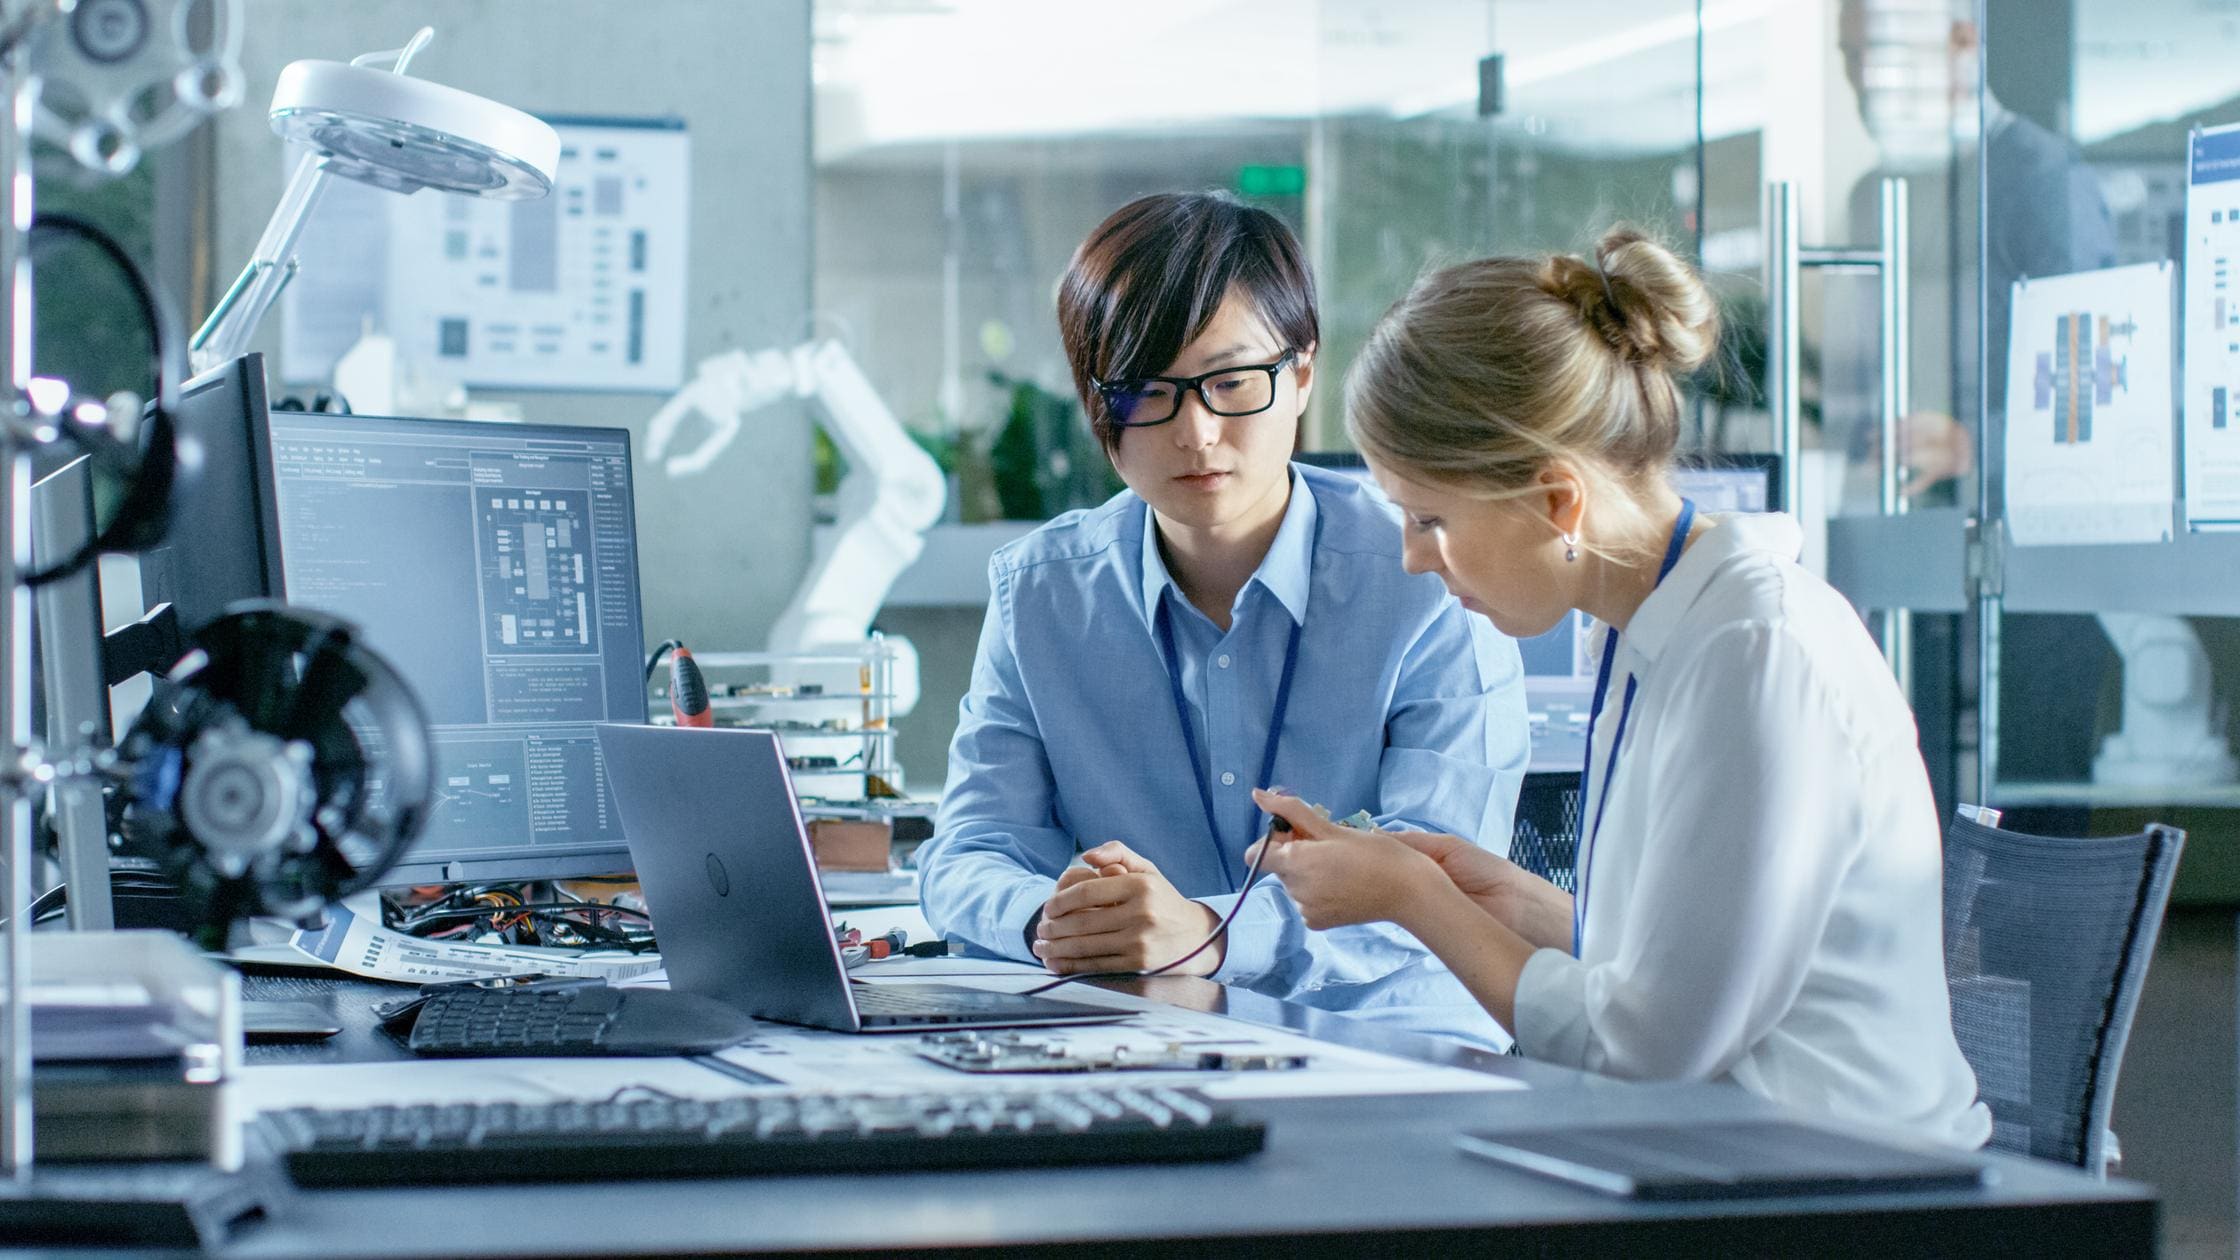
[1572,498,1696,957]
[1150,504,1316,893]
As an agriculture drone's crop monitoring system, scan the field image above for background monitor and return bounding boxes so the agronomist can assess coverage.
[1670,452,1781,515]
[258,409,649,884]
[138,352,284,637]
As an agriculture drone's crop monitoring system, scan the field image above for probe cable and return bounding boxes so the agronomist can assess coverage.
[1020,814,1292,996]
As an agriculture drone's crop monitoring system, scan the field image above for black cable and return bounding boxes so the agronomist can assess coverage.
[20,213,184,587]
[1020,817,1287,996]
[396,901,653,930]
[644,640,685,686]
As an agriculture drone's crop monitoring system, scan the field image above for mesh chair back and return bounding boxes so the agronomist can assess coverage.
[1942,813,2183,1170]
[1509,771,1582,892]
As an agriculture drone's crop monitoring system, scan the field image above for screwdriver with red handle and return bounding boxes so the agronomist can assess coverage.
[669,646,714,728]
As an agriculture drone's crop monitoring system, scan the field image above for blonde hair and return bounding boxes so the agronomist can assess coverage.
[1345,226,1718,521]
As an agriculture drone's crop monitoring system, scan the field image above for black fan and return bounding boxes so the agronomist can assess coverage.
[121,602,433,936]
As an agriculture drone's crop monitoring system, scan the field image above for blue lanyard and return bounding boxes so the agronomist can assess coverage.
[1572,498,1696,957]
[1151,510,1316,893]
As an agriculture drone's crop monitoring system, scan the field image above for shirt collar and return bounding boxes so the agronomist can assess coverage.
[1137,466,1317,632]
[1619,511,1803,664]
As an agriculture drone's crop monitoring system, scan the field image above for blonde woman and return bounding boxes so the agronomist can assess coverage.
[1249,228,1990,1147]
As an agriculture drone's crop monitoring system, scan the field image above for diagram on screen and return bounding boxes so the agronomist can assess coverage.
[2031,311,2135,445]
[479,488,600,655]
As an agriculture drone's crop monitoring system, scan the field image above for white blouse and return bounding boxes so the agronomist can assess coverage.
[1513,512,1992,1149]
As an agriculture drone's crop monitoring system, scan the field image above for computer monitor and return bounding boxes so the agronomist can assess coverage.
[137,352,283,637]
[257,409,649,884]
[1670,452,1781,514]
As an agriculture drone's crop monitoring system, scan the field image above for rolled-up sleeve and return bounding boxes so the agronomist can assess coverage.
[916,567,1073,961]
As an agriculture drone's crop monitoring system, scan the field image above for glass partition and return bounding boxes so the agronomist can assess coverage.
[814,0,1704,783]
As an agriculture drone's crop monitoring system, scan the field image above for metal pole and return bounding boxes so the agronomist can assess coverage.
[1878,177,1913,690]
[1762,182,1801,515]
[0,67,32,1182]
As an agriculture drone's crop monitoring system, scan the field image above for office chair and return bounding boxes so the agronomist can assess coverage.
[1508,771,1581,893]
[1942,808,2184,1175]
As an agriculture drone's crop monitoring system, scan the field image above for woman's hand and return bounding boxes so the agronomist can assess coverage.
[1244,789,1452,930]
[1249,790,1577,951]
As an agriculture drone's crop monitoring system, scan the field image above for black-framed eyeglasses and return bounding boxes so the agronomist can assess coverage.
[1094,349,1297,429]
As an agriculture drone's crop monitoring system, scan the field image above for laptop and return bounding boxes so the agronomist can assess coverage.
[597,723,1124,1033]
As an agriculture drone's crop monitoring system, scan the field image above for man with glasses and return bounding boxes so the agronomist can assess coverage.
[917,192,1528,1042]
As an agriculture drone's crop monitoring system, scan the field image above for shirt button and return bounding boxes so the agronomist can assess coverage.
[1216,654,1232,669]
[1221,771,1237,786]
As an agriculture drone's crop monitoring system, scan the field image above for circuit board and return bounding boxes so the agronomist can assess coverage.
[917,1031,1308,1075]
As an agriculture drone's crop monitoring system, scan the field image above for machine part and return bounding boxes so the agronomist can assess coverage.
[23,0,242,175]
[918,1031,1308,1075]
[119,603,433,929]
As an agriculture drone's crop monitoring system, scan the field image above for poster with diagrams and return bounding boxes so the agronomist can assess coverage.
[2183,122,2240,530]
[283,115,689,391]
[2003,261,2177,545]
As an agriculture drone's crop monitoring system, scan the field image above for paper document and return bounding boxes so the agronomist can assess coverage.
[714,979,1523,1101]
[2184,122,2240,530]
[285,904,661,985]
[2004,261,2178,545]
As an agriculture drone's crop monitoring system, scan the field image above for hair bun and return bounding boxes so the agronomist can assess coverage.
[1538,227,1717,374]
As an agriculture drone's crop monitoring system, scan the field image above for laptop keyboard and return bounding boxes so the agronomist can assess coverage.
[850,983,1093,1017]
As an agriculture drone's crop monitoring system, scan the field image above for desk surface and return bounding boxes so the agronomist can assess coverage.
[59,970,2157,1257]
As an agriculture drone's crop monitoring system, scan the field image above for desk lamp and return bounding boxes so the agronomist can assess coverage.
[189,26,560,373]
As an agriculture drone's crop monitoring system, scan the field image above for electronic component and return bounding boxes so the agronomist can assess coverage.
[23,0,242,175]
[260,1085,1265,1186]
[119,604,434,932]
[918,1032,1308,1075]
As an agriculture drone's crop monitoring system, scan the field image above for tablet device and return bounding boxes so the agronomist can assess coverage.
[1456,1119,1989,1201]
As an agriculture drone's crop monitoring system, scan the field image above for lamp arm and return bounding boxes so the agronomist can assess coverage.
[190,150,332,373]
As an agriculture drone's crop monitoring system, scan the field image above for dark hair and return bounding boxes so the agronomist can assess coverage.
[1057,191,1319,450]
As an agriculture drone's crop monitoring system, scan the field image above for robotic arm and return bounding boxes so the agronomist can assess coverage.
[645,341,947,713]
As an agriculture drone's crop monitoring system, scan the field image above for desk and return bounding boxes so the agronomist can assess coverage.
[45,971,2161,1257]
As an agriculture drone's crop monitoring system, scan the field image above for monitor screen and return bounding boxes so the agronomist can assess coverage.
[261,410,649,884]
[1670,454,1780,514]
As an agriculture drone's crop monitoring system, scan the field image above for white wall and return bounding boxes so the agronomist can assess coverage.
[209,0,813,656]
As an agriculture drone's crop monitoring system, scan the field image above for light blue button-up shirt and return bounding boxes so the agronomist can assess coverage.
[919,465,1530,1045]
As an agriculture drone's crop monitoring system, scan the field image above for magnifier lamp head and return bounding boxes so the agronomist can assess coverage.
[267,60,558,198]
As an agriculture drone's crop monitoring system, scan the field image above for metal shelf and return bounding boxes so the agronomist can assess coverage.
[1993,780,2240,809]
[2001,528,2240,616]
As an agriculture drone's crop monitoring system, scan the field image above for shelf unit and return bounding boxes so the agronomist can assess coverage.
[652,636,929,815]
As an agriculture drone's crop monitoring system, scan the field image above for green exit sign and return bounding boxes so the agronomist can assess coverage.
[1237,164,1306,197]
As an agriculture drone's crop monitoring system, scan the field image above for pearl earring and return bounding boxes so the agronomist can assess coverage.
[1562,532,1579,563]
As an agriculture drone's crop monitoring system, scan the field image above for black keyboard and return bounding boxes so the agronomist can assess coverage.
[407,984,756,1057]
[261,1087,1266,1186]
